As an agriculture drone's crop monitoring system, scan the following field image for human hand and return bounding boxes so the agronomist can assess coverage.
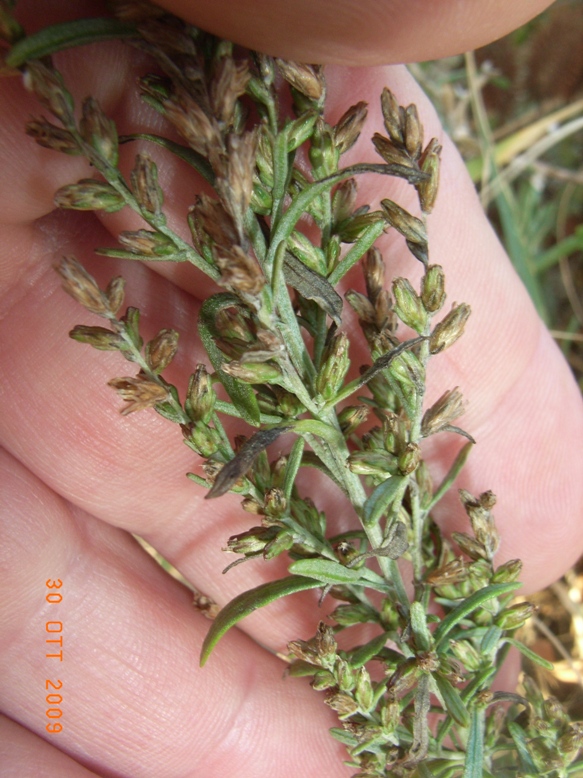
[1,1,580,776]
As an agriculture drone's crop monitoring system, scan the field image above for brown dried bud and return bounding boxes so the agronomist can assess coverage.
[54,180,125,213]
[164,91,218,156]
[333,101,368,154]
[348,450,398,477]
[380,87,405,147]
[372,133,413,168]
[210,57,250,127]
[191,194,238,249]
[275,59,325,102]
[185,365,216,424]
[264,487,287,518]
[108,375,169,415]
[22,61,75,125]
[421,264,446,313]
[69,325,123,351]
[426,558,468,588]
[392,277,428,333]
[363,247,385,304]
[25,119,80,155]
[316,332,350,401]
[324,691,359,718]
[182,421,221,458]
[215,245,265,298]
[118,229,175,257]
[217,130,258,229]
[332,178,358,225]
[404,104,423,160]
[381,199,427,246]
[130,153,163,217]
[345,289,376,324]
[451,531,488,562]
[79,97,119,165]
[145,328,179,373]
[429,303,471,354]
[417,138,441,214]
[226,526,277,555]
[56,256,109,315]
[421,387,465,437]
[105,277,125,315]
[387,658,421,698]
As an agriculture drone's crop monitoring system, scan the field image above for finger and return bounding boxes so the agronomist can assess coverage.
[1,60,581,607]
[157,0,554,65]
[0,449,350,778]
[0,715,103,777]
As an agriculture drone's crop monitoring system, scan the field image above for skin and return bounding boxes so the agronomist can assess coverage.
[1,0,580,776]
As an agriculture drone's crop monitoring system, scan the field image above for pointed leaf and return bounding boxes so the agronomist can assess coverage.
[200,575,322,665]
[283,251,343,325]
[507,721,539,775]
[206,426,292,498]
[349,632,389,668]
[433,674,470,728]
[463,706,485,778]
[426,442,473,510]
[6,18,136,67]
[434,583,520,648]
[363,476,406,528]
[288,558,364,585]
[504,637,554,670]
[198,294,261,426]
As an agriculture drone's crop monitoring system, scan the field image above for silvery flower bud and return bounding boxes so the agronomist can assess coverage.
[69,325,123,351]
[421,264,446,313]
[380,87,405,147]
[276,59,325,102]
[495,602,537,631]
[80,96,119,166]
[354,667,374,713]
[404,104,423,160]
[221,360,281,384]
[398,442,421,475]
[146,328,179,373]
[417,138,441,214]
[429,303,471,354]
[392,277,428,333]
[226,526,277,555]
[492,559,523,584]
[324,691,359,719]
[54,180,125,213]
[381,199,427,245]
[316,332,350,401]
[130,153,163,218]
[338,405,369,436]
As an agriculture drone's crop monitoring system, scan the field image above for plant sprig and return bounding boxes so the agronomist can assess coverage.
[4,0,582,774]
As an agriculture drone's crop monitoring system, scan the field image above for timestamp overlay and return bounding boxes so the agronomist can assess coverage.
[44,578,63,734]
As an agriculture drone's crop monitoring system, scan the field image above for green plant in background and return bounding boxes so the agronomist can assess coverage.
[3,1,583,775]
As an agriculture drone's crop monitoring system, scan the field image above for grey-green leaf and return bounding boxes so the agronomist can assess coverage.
[200,575,322,665]
[425,441,473,510]
[120,133,215,186]
[288,558,365,585]
[433,674,470,728]
[434,583,520,648]
[463,706,485,778]
[198,294,261,426]
[363,476,406,528]
[6,18,136,68]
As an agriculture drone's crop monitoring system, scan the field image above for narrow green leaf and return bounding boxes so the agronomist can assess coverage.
[507,721,539,775]
[363,475,406,528]
[6,18,136,67]
[434,583,521,648]
[463,706,485,778]
[504,637,554,670]
[198,294,261,427]
[425,442,473,510]
[480,625,503,656]
[433,674,470,728]
[200,575,322,665]
[292,418,346,449]
[288,558,364,585]
[328,219,386,285]
[410,602,433,652]
[283,437,305,501]
[349,632,389,668]
[120,133,215,186]
[96,247,188,262]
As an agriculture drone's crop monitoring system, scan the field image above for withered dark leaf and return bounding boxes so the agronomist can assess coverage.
[355,336,426,393]
[206,426,292,499]
[283,252,342,326]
